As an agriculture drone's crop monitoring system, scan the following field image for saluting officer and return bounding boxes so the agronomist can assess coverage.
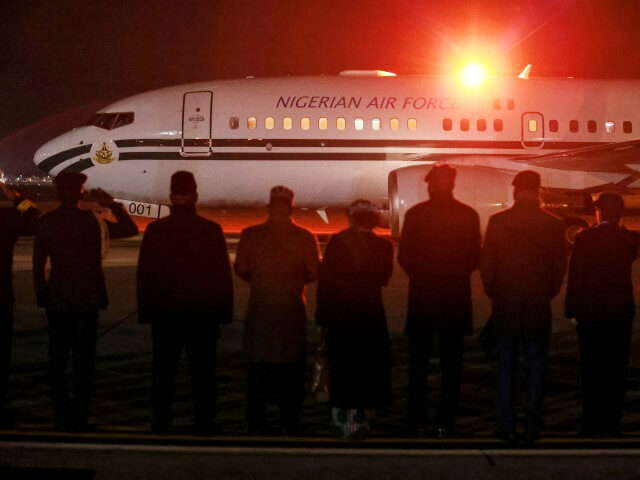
[0,182,40,426]
[137,171,233,435]
[566,193,639,437]
[33,171,138,431]
[398,164,481,437]
[235,186,320,435]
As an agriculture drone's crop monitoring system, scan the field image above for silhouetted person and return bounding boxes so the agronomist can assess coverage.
[316,199,393,439]
[480,170,566,442]
[565,193,638,437]
[33,171,138,431]
[137,171,233,435]
[0,183,40,426]
[398,165,481,437]
[235,186,319,435]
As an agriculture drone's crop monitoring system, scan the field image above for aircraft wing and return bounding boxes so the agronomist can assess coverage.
[512,139,640,173]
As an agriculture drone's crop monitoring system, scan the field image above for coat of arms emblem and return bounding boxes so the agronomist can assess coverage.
[93,142,115,164]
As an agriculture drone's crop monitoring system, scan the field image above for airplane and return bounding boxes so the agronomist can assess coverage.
[32,68,640,240]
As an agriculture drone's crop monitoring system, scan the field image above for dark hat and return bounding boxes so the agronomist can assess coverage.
[594,192,624,215]
[269,185,294,206]
[424,164,456,184]
[171,171,197,195]
[53,171,87,193]
[512,170,541,191]
[348,199,380,218]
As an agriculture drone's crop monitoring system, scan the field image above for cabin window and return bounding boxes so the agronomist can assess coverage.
[390,118,399,131]
[247,117,257,129]
[337,117,346,130]
[372,118,381,130]
[507,99,515,110]
[493,99,501,110]
[111,112,135,129]
[587,120,597,133]
[623,121,632,133]
[443,118,452,131]
[354,118,364,130]
[229,117,239,129]
[569,120,579,132]
[549,120,558,132]
[407,118,417,131]
[265,117,275,129]
[318,117,328,130]
[300,117,310,130]
[606,121,616,133]
[528,119,538,132]
[494,119,503,132]
[460,119,469,131]
[283,117,292,130]
[477,119,486,131]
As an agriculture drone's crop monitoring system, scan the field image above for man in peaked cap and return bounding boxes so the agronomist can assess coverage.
[566,192,639,437]
[33,170,138,431]
[235,185,319,435]
[398,164,481,437]
[0,180,40,427]
[137,170,233,435]
[480,170,566,442]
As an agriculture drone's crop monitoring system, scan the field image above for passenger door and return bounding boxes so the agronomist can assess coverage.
[182,91,212,156]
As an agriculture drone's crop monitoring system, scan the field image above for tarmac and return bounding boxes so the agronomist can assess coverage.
[2,214,640,478]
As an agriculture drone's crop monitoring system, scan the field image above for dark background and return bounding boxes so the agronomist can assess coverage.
[2,0,640,174]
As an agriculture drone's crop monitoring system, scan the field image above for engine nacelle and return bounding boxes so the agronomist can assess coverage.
[388,164,516,236]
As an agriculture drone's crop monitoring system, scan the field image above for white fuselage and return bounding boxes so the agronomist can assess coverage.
[33,74,640,208]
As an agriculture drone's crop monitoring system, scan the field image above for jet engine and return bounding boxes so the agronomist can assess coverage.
[387,163,516,236]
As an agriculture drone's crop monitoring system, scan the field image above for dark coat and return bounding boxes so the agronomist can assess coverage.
[235,217,319,363]
[33,201,138,310]
[0,198,40,305]
[316,227,393,408]
[398,195,481,336]
[137,205,233,328]
[565,222,639,321]
[480,200,566,340]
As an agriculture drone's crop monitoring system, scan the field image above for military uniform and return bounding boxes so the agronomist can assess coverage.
[0,195,40,423]
[137,174,233,433]
[565,196,639,436]
[235,187,319,433]
[480,171,566,439]
[33,181,138,430]
[398,186,481,434]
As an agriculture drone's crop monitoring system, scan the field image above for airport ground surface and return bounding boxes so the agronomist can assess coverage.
[3,203,640,478]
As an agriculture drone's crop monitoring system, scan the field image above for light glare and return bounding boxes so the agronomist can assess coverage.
[462,63,487,87]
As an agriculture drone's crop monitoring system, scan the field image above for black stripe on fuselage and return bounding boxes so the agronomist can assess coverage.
[114,138,605,150]
[38,144,92,173]
[37,138,608,174]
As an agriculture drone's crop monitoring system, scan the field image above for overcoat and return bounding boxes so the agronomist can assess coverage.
[235,217,319,363]
[0,198,40,305]
[316,226,393,408]
[137,204,233,328]
[480,200,566,340]
[398,196,481,336]
[565,222,639,321]
[33,201,138,310]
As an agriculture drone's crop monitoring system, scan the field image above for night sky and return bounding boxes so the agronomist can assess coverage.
[2,0,640,173]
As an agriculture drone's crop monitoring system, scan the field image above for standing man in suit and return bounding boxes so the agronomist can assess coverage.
[480,170,566,442]
[33,171,138,431]
[235,186,320,435]
[398,164,481,437]
[0,183,40,426]
[137,171,233,435]
[565,193,638,436]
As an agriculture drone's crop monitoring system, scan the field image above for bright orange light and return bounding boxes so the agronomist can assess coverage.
[461,63,487,87]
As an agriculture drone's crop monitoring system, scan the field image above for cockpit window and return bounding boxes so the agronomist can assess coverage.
[85,112,135,130]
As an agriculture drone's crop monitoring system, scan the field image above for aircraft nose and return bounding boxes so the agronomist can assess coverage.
[33,132,74,175]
